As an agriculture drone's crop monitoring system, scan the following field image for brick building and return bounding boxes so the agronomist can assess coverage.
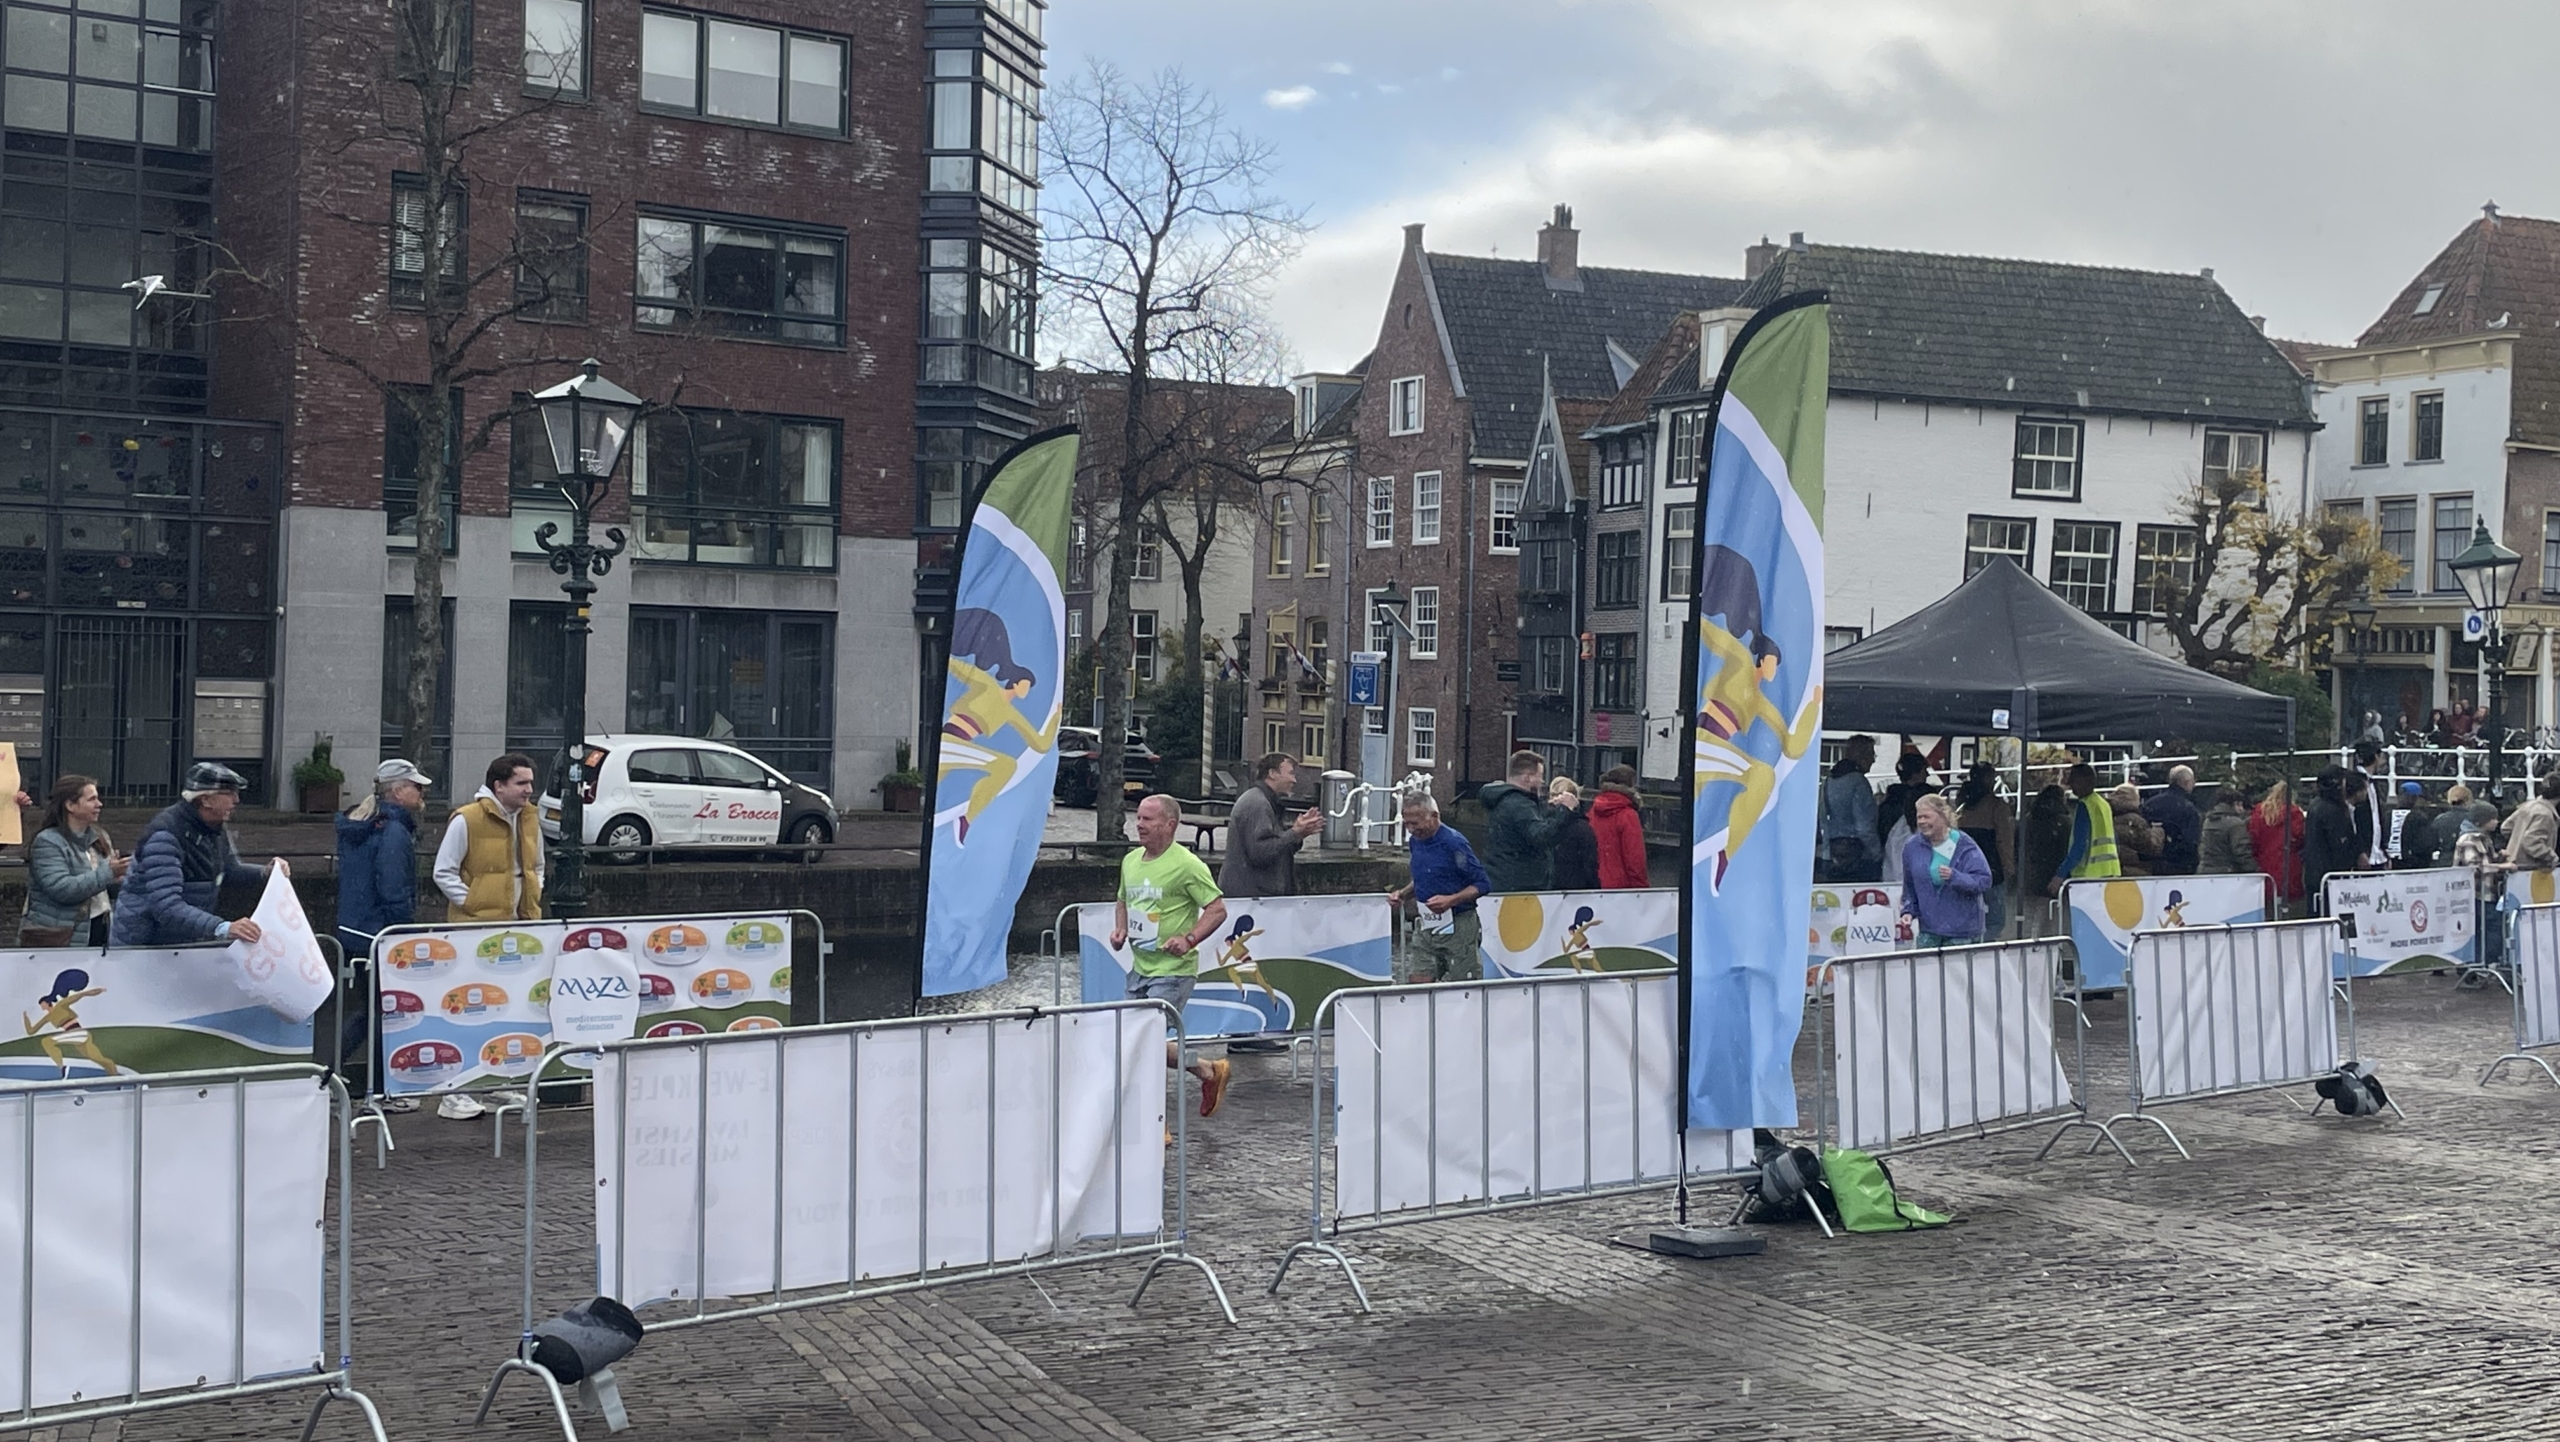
[1344,207,1740,801]
[208,0,1042,805]
[1247,369,1360,776]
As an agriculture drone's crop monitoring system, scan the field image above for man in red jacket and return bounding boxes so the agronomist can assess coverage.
[1589,765,1650,888]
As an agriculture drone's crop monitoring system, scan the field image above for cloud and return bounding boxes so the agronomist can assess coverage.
[1322,60,1353,75]
[1263,84,1320,110]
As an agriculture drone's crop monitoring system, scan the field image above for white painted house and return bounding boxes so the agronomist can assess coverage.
[1621,239,2320,780]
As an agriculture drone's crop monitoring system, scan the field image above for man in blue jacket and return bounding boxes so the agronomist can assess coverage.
[108,761,273,948]
[336,759,429,1075]
[1388,791,1494,982]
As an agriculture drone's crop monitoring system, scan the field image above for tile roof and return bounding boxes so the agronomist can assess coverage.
[1587,312,1703,432]
[2352,211,2560,446]
[1734,244,2316,427]
[1423,253,1746,456]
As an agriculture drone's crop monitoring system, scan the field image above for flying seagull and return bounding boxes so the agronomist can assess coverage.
[119,275,212,310]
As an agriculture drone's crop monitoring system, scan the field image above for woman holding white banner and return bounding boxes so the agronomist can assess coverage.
[1897,794,1991,948]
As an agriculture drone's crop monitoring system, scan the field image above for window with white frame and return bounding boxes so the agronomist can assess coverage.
[1667,411,1705,486]
[1364,706,1384,736]
[1134,528,1161,581]
[1490,478,1522,553]
[1661,503,1696,599]
[1824,626,1864,652]
[1366,477,1393,546]
[1301,721,1326,763]
[1964,515,2034,580]
[1066,608,1083,658]
[1309,491,1333,572]
[1366,589,1392,654]
[1067,520,1088,587]
[1267,493,1295,574]
[1601,440,1643,509]
[2047,520,2118,612]
[2012,418,2082,499]
[1412,471,1442,544]
[1409,586,1439,658]
[2202,428,2266,488]
[1130,611,1158,684]
[2431,494,2473,593]
[1264,719,1286,755]
[1407,707,1437,766]
[1388,376,1424,435]
[2131,524,2199,616]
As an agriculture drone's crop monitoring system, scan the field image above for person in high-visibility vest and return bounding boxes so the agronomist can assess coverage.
[2046,762,2119,894]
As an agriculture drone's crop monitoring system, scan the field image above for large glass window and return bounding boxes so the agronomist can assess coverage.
[1,0,214,149]
[1666,411,1705,486]
[2131,523,2198,616]
[635,212,842,345]
[2414,392,2445,462]
[627,409,836,569]
[383,388,461,551]
[2431,494,2473,593]
[506,600,568,772]
[918,236,1034,397]
[1600,441,1642,509]
[514,191,587,322]
[391,173,466,308]
[2047,520,2119,612]
[1489,478,1521,554]
[2377,497,2417,593]
[2012,418,2082,499]
[1964,515,2033,579]
[2358,397,2389,466]
[1593,633,1637,710]
[522,0,586,94]
[638,8,846,133]
[924,47,1040,216]
[1596,531,1640,608]
[625,606,834,785]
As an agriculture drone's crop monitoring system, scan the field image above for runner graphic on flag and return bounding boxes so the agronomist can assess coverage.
[921,427,1078,997]
[1681,294,1828,1131]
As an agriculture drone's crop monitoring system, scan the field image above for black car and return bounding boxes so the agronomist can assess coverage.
[1053,726,1159,807]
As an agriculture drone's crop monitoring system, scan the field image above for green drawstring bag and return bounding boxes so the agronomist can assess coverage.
[1819,1147,1950,1232]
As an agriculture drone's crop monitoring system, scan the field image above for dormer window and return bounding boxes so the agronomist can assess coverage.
[2414,284,2444,316]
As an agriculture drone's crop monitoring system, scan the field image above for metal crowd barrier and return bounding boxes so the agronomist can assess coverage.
[1269,969,1755,1313]
[356,908,832,1166]
[1816,939,2107,1160]
[2050,919,2360,1162]
[476,999,1233,1440]
[2484,902,2560,1087]
[0,1065,385,1440]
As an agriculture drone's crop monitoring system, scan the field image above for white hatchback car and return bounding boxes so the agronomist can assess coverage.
[539,734,838,857]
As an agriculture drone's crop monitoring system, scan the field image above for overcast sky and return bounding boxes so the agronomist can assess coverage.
[1046,0,2560,373]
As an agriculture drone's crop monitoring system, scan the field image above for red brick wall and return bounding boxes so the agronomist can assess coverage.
[212,0,922,540]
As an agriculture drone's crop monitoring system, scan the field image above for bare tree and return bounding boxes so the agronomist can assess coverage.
[1042,63,1307,839]
[2153,462,2403,678]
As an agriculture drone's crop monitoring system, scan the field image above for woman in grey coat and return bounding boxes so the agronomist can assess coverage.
[24,775,125,947]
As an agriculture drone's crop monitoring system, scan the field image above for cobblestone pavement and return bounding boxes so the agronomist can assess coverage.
[60,961,2560,1442]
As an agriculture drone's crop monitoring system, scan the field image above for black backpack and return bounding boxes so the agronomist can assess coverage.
[2314,1062,2389,1118]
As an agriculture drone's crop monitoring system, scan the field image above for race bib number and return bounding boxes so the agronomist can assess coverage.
[1124,910,1161,949]
[1421,906,1456,935]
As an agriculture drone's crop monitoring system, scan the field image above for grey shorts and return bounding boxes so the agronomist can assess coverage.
[1124,970,1196,1011]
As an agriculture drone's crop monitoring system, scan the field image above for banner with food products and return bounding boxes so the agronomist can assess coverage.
[1807,883,1907,993]
[0,946,311,1081]
[373,914,793,1095]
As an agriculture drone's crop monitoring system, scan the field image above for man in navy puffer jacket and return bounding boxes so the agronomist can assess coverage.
[108,761,273,948]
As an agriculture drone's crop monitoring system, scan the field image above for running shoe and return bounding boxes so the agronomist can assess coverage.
[1199,1058,1231,1117]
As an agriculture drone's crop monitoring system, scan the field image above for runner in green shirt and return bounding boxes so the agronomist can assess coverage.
[1110,794,1233,1115]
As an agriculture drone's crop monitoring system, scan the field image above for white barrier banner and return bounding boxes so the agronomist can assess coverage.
[1478,889,1678,979]
[378,914,792,1094]
[1076,895,1391,1034]
[1331,974,1749,1221]
[2508,869,2560,911]
[227,867,335,1022]
[595,1008,1163,1304]
[1807,883,1905,992]
[0,1076,327,1412]
[0,950,311,1079]
[1831,942,2069,1150]
[2131,924,2336,1101]
[2518,905,2560,1051]
[2067,875,2268,992]
[2323,867,2476,977]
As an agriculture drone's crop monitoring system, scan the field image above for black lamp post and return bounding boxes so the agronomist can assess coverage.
[2449,518,2523,804]
[532,359,642,919]
[2341,593,2377,744]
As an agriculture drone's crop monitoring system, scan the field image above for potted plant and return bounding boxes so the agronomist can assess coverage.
[878,738,925,814]
[291,733,344,815]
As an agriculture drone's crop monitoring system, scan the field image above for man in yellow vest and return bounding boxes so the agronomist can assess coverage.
[433,752,544,921]
[2046,762,2120,895]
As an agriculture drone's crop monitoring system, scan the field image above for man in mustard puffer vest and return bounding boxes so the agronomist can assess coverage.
[432,753,544,920]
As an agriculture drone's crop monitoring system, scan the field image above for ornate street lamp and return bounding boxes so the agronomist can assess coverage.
[2449,518,2523,803]
[532,359,642,918]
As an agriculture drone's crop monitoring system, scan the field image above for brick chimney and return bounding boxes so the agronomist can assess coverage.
[1743,235,1782,280]
[1404,221,1424,253]
[1538,204,1581,291]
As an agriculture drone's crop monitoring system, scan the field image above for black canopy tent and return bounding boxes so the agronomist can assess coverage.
[1821,558,2295,748]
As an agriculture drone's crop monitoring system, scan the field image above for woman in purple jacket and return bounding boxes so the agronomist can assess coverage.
[1899,793,1993,947]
